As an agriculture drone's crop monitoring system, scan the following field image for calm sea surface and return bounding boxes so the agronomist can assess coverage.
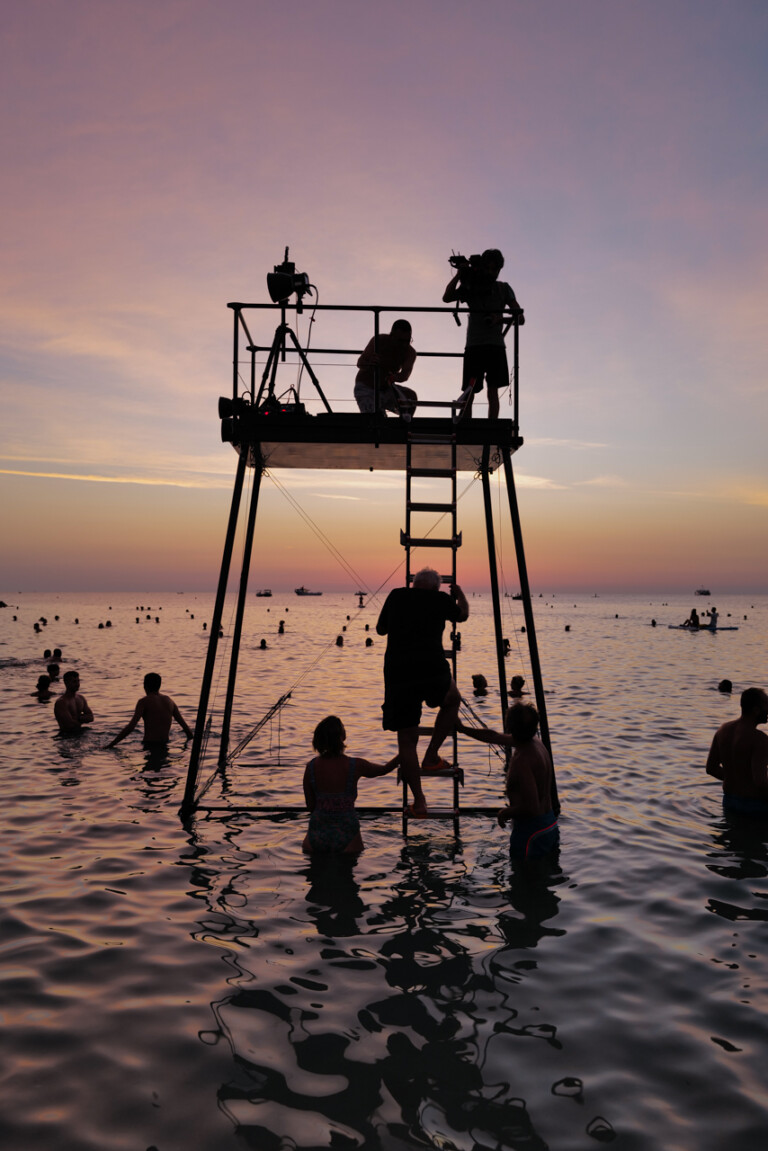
[1,589,767,1151]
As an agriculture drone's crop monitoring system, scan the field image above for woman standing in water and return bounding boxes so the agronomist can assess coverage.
[303,716,399,854]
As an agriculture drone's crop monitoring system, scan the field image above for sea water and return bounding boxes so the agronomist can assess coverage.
[1,590,767,1151]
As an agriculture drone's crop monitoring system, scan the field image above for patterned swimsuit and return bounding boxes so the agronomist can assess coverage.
[306,758,361,853]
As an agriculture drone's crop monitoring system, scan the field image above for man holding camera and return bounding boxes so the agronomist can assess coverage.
[443,249,524,419]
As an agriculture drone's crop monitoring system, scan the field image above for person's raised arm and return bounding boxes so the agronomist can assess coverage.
[107,699,143,748]
[355,753,400,779]
[456,721,514,748]
[443,273,461,303]
[705,733,725,780]
[453,583,469,623]
[393,346,416,383]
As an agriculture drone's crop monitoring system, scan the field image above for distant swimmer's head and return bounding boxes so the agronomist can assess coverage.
[144,672,162,693]
[36,675,51,692]
[47,663,60,678]
[390,319,412,344]
[504,703,539,743]
[472,674,488,694]
[53,648,62,659]
[740,687,768,722]
[62,670,80,689]
[43,649,52,659]
[717,679,733,694]
[413,567,441,592]
[313,715,346,757]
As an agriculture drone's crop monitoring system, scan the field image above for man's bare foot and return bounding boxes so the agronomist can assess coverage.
[407,802,428,818]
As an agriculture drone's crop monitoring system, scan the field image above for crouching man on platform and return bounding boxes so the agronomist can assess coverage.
[457,703,559,860]
[376,567,469,816]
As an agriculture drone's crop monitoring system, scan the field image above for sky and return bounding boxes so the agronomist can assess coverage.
[1,0,767,594]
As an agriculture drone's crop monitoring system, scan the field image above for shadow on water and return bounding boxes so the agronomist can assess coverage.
[705,810,768,920]
[180,822,581,1149]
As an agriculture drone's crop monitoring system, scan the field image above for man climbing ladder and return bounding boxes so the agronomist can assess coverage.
[375,427,468,818]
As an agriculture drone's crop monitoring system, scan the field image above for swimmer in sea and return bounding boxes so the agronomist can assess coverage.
[107,673,193,749]
[510,674,526,698]
[33,674,53,700]
[706,687,768,816]
[302,716,399,854]
[54,670,94,735]
[457,703,559,860]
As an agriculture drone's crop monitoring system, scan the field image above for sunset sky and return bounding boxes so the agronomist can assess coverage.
[2,0,766,593]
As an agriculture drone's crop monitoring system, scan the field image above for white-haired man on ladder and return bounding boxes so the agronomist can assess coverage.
[376,567,469,816]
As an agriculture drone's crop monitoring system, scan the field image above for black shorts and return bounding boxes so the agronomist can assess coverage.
[382,668,452,731]
[462,345,509,394]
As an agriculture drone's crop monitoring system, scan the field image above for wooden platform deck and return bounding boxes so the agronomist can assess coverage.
[226,410,522,472]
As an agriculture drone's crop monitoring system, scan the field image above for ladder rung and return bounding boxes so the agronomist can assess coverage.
[400,533,462,549]
[403,807,461,820]
[408,501,454,513]
[406,573,455,583]
[409,467,455,479]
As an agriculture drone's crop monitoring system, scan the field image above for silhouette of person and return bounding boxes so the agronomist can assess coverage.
[443,249,524,418]
[354,319,417,417]
[302,716,399,854]
[457,703,559,859]
[376,567,469,815]
[706,687,768,815]
[108,672,193,749]
[54,670,94,734]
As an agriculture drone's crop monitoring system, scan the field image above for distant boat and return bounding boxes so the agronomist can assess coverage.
[504,592,523,600]
[255,589,273,597]
[295,586,322,596]
[695,587,711,596]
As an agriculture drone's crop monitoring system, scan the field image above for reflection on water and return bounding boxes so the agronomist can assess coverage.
[2,592,768,1149]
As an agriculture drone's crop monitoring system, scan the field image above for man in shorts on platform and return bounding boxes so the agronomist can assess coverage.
[706,687,768,815]
[376,567,469,815]
[107,673,193,750]
[443,249,524,419]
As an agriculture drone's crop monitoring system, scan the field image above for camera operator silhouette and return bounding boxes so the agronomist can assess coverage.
[443,249,524,419]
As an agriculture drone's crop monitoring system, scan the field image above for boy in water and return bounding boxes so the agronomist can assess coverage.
[54,671,94,734]
[108,673,193,749]
[457,703,559,859]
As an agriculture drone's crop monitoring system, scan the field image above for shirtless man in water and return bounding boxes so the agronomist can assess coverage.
[457,703,559,859]
[108,673,193,748]
[706,687,768,815]
[54,670,94,734]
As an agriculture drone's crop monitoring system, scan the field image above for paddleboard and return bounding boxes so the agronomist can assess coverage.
[667,625,739,631]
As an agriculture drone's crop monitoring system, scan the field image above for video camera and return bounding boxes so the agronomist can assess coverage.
[448,251,493,289]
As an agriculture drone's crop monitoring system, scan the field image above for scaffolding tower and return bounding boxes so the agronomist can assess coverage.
[180,299,555,826]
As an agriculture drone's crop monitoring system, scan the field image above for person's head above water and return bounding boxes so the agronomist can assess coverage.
[144,672,162,693]
[36,674,51,692]
[312,715,346,756]
[717,679,733,694]
[412,567,441,592]
[62,670,80,689]
[504,702,539,743]
[740,687,768,721]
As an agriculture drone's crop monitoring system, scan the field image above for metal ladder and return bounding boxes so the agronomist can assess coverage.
[399,427,464,833]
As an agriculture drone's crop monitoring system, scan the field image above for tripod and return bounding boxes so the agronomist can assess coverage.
[254,310,332,413]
